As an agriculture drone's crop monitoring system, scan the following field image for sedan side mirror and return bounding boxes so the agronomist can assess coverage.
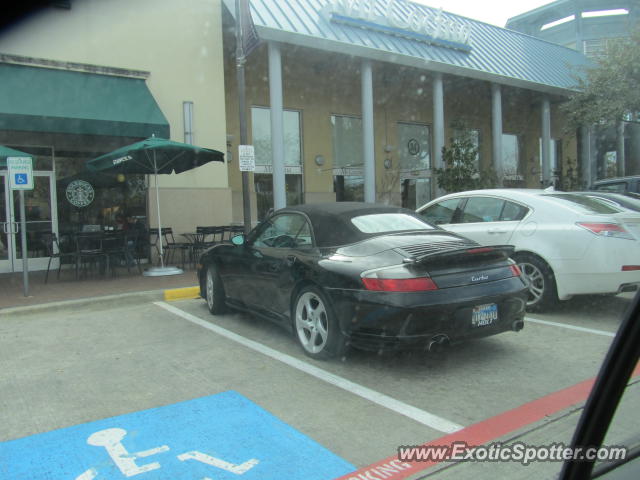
[231,234,245,246]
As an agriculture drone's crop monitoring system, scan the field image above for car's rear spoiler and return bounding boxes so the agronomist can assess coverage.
[407,245,515,266]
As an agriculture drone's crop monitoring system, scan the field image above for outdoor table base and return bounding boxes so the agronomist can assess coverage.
[143,265,184,277]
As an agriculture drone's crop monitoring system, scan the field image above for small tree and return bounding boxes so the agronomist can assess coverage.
[562,30,640,130]
[435,131,496,193]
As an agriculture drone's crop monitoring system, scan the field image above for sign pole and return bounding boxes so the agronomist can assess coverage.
[7,156,33,297]
[236,0,252,234]
[19,190,29,297]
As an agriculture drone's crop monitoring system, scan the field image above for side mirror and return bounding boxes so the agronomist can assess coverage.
[231,234,245,246]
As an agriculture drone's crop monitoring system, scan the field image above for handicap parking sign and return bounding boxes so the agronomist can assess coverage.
[7,157,33,190]
[0,391,354,480]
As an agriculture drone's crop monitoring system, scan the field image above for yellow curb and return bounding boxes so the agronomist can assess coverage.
[163,286,201,301]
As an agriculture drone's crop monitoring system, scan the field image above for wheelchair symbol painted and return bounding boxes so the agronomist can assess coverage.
[14,173,28,185]
[75,427,259,480]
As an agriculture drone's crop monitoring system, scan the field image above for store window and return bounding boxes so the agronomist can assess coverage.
[251,107,303,220]
[331,115,363,202]
[502,134,522,184]
[398,122,431,209]
[539,138,561,184]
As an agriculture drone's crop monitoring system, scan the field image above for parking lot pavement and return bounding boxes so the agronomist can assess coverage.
[0,292,635,479]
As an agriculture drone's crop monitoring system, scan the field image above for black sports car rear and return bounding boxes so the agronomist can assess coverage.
[197,202,528,359]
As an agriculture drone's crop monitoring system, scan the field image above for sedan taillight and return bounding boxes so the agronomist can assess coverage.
[361,277,438,292]
[510,264,522,276]
[577,222,634,240]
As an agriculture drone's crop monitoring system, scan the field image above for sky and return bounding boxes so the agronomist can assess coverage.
[414,0,555,27]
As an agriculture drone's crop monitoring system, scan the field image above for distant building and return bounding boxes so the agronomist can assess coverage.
[506,0,639,58]
[507,0,640,179]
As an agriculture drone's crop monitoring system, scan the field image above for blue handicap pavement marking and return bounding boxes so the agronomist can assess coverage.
[0,391,355,480]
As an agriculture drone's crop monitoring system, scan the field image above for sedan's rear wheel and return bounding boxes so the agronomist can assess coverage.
[294,286,347,360]
[205,264,226,315]
[514,253,558,312]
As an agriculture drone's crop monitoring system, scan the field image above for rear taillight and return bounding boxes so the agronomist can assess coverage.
[510,264,522,276]
[361,277,438,292]
[622,266,640,271]
[577,222,634,240]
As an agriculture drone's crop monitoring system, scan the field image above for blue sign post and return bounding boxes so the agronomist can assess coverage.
[0,391,354,480]
[7,156,34,296]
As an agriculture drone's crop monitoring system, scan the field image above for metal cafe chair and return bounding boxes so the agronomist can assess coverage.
[75,232,110,278]
[157,227,191,269]
[103,231,142,275]
[42,232,78,283]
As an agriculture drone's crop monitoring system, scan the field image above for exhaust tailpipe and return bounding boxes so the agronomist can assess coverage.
[512,320,524,332]
[427,334,450,353]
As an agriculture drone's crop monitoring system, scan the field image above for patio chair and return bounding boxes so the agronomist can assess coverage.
[42,232,78,283]
[75,232,110,278]
[160,227,192,269]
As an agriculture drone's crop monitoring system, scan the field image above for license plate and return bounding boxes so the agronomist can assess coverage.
[472,303,498,327]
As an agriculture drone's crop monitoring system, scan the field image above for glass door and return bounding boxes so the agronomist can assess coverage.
[0,172,16,273]
[0,172,58,273]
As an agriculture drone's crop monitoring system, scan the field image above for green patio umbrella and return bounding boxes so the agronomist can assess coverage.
[0,145,33,168]
[87,136,225,276]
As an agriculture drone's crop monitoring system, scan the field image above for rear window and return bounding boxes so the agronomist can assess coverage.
[544,193,624,214]
[351,213,434,233]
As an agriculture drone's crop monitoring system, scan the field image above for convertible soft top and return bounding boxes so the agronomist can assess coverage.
[276,202,425,247]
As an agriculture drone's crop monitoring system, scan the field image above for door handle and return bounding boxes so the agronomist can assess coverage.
[487,228,507,234]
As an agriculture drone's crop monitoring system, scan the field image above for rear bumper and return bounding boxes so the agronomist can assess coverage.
[325,278,528,351]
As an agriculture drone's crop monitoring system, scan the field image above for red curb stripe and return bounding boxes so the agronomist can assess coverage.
[334,362,640,480]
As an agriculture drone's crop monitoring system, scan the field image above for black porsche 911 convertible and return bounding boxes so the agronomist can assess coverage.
[197,203,528,359]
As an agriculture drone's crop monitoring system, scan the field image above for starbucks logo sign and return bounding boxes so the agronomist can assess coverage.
[66,180,95,207]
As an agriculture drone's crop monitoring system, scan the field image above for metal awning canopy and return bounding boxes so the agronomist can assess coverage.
[224,0,592,96]
[0,63,169,138]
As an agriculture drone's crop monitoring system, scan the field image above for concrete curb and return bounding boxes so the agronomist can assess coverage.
[163,286,201,302]
[0,289,166,317]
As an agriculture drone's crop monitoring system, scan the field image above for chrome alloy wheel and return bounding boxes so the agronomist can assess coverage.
[206,267,215,310]
[295,291,329,354]
[518,261,545,307]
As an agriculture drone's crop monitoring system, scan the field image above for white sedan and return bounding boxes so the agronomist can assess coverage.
[416,189,640,310]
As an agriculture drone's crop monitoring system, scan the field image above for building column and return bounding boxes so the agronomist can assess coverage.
[433,72,444,197]
[268,41,286,210]
[491,83,503,186]
[541,96,552,186]
[361,59,375,203]
[575,10,584,53]
[580,126,593,187]
[617,121,626,177]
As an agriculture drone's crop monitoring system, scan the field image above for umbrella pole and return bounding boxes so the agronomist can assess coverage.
[154,168,164,268]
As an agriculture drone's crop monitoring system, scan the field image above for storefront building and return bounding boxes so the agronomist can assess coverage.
[0,0,229,273]
[222,0,591,222]
[1,0,595,273]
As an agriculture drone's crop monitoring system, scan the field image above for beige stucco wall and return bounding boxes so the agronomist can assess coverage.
[1,0,232,227]
[223,35,578,218]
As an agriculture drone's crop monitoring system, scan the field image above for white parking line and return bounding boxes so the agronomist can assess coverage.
[154,301,464,434]
[525,317,616,337]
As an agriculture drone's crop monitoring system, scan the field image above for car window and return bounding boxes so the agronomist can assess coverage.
[350,213,433,233]
[593,182,627,193]
[543,193,625,214]
[461,197,505,223]
[419,198,461,225]
[253,213,311,248]
[501,201,529,221]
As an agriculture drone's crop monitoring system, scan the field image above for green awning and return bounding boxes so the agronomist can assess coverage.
[0,63,169,138]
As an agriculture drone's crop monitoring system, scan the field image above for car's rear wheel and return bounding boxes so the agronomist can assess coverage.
[205,264,226,315]
[293,286,347,360]
[514,253,558,312]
